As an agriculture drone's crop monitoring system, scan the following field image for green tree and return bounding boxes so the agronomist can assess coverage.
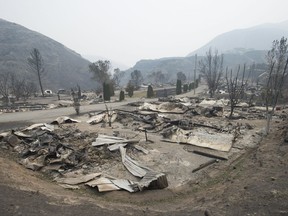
[89,60,111,82]
[191,82,195,90]
[27,48,45,97]
[195,79,199,88]
[147,85,154,98]
[109,80,115,96]
[103,82,111,101]
[188,83,192,91]
[89,60,111,95]
[131,70,143,90]
[183,84,188,92]
[119,90,125,101]
[176,79,182,95]
[126,80,134,97]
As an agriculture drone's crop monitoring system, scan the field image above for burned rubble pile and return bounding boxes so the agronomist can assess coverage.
[85,98,267,183]
[1,96,280,193]
[0,120,168,193]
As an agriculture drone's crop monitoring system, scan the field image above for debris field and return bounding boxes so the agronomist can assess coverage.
[1,96,284,194]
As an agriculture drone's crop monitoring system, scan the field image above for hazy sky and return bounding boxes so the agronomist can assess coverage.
[1,0,288,68]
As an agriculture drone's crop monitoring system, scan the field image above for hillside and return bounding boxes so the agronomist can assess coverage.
[188,20,288,56]
[0,18,95,91]
[125,21,288,81]
[125,50,267,82]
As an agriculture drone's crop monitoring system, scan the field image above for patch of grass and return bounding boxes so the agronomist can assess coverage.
[132,90,146,98]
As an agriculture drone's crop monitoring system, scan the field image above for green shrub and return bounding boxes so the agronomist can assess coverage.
[126,80,134,97]
[183,84,188,92]
[147,85,154,98]
[119,90,125,101]
[103,82,111,101]
[176,79,182,95]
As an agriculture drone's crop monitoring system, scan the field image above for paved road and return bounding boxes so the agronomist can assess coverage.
[0,84,206,131]
[0,98,158,130]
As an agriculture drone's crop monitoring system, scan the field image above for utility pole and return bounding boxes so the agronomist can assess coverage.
[194,54,197,95]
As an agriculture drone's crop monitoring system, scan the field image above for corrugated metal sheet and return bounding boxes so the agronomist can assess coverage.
[85,177,121,192]
[138,171,168,190]
[55,173,101,185]
[134,145,149,154]
[120,146,150,178]
[86,113,106,124]
[92,134,128,147]
[108,143,127,151]
[111,179,136,193]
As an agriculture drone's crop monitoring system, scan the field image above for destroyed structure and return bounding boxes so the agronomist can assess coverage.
[0,96,286,193]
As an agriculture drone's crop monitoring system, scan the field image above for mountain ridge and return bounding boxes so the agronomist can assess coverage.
[0,18,95,91]
[187,20,288,56]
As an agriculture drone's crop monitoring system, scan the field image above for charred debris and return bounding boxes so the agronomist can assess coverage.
[0,96,286,193]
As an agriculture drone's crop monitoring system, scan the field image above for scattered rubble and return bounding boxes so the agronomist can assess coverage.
[161,126,234,152]
[51,116,80,124]
[1,96,285,195]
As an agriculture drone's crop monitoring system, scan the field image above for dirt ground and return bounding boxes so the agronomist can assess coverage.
[1,86,288,215]
[0,111,288,215]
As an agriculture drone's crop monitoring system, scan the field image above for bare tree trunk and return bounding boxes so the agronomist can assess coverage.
[27,48,45,97]
[38,71,44,97]
[194,54,197,95]
[229,104,234,118]
[265,112,272,135]
[209,90,213,98]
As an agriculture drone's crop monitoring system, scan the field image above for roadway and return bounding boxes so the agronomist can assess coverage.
[0,98,154,131]
[0,84,206,131]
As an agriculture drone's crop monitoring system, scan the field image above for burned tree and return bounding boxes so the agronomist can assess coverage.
[0,71,10,104]
[263,37,288,134]
[113,68,124,88]
[130,70,143,90]
[10,73,24,101]
[21,81,37,101]
[27,48,45,97]
[177,71,187,83]
[9,73,34,101]
[71,87,81,115]
[225,65,249,118]
[149,71,166,85]
[105,104,113,127]
[199,48,224,98]
[8,72,38,101]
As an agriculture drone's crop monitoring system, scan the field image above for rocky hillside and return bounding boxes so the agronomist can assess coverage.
[188,20,288,56]
[0,18,95,91]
